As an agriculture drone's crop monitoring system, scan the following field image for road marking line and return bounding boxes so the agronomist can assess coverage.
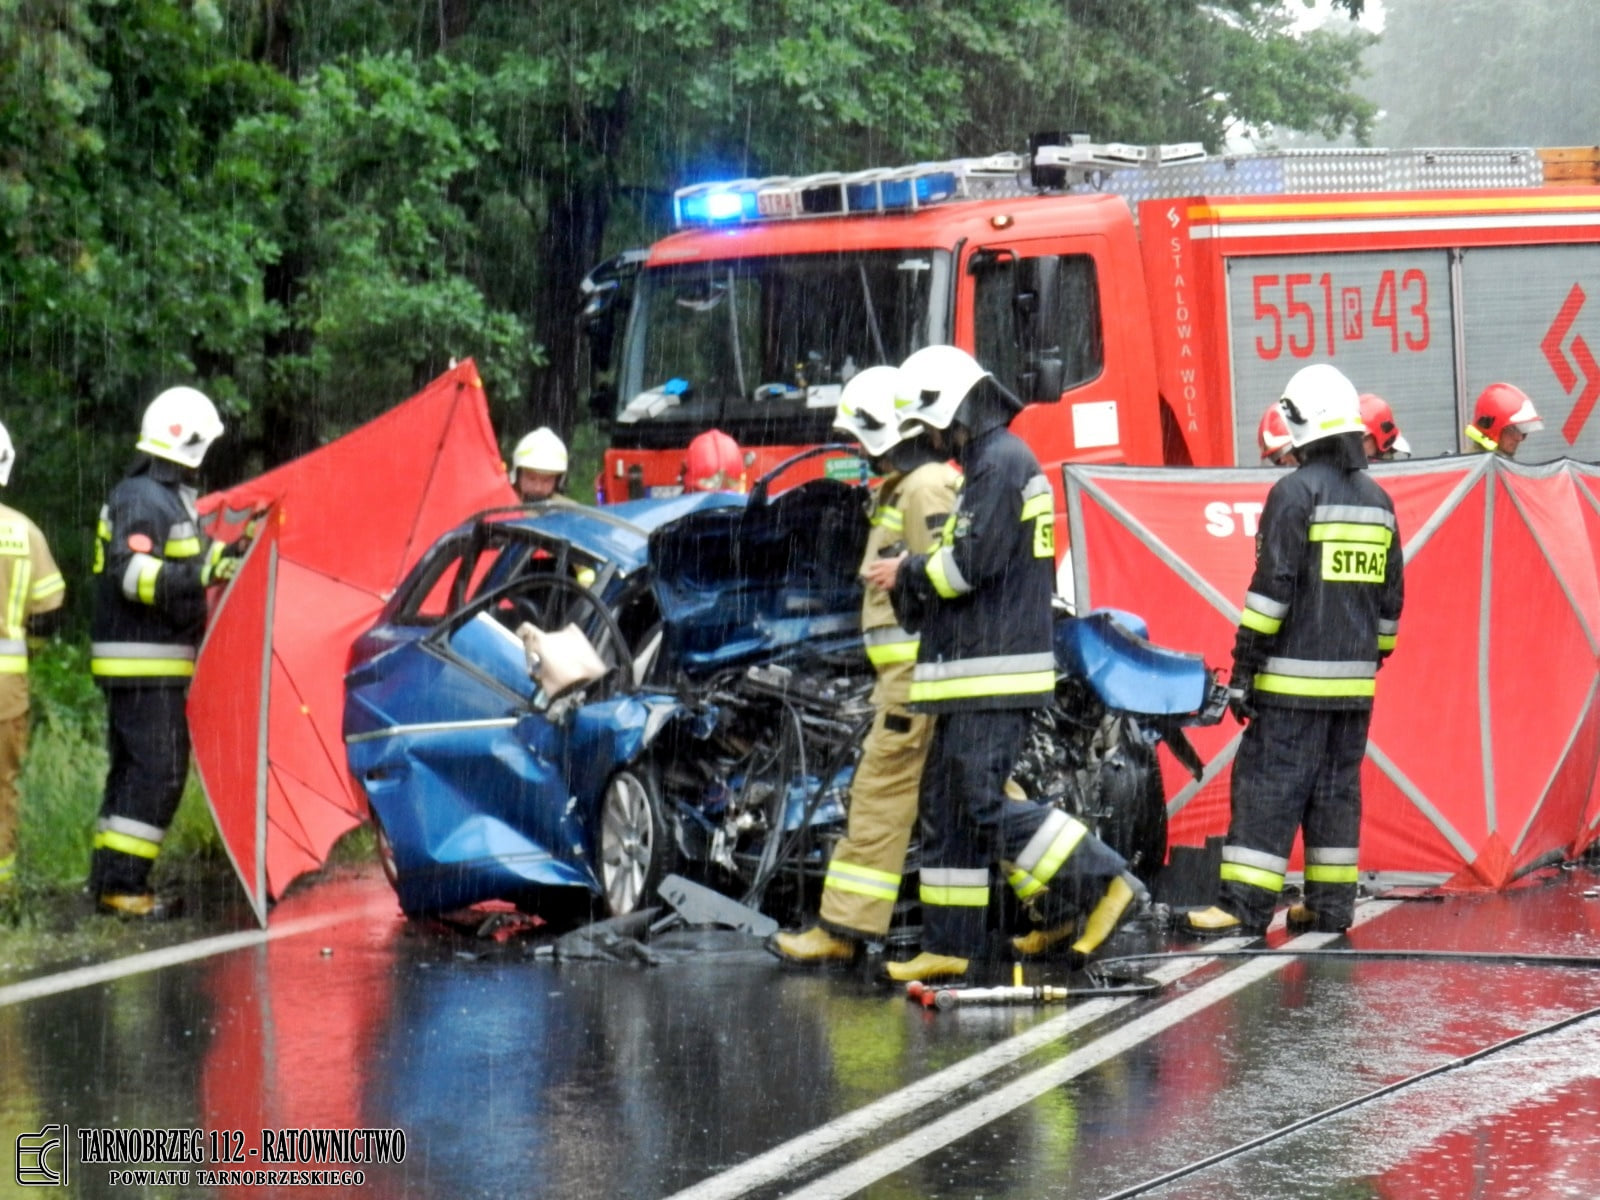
[668,900,1393,1200]
[781,903,1399,1200]
[0,895,394,1009]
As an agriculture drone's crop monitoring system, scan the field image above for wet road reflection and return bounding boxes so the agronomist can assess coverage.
[3,865,1598,1198]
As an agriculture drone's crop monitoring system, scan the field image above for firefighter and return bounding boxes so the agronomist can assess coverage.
[510,427,569,502]
[683,429,746,493]
[1258,405,1297,466]
[864,346,1139,984]
[1464,383,1542,458]
[769,367,960,964]
[89,386,235,918]
[1359,393,1411,461]
[0,421,66,897]
[1187,363,1404,937]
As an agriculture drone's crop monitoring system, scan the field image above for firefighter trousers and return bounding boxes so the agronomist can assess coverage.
[90,685,191,896]
[918,709,1127,960]
[1219,705,1370,932]
[0,713,27,885]
[818,704,932,939]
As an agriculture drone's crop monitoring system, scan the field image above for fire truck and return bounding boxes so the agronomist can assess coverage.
[580,138,1600,504]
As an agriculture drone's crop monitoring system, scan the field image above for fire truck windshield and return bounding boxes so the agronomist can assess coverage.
[612,250,951,445]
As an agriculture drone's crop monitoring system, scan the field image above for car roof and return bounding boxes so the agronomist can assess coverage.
[483,491,746,574]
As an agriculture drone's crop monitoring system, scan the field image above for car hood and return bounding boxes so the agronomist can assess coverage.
[648,478,869,676]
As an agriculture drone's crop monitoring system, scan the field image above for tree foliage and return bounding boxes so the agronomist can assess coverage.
[1363,0,1600,147]
[0,0,1373,614]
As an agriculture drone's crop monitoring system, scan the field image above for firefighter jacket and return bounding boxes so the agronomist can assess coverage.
[90,456,229,687]
[1233,459,1404,711]
[0,503,65,721]
[859,461,959,706]
[895,426,1056,712]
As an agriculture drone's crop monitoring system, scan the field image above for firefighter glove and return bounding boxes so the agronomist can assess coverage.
[1226,666,1256,724]
[201,551,241,587]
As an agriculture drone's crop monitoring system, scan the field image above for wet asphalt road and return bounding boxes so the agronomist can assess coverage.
[3,864,1599,1199]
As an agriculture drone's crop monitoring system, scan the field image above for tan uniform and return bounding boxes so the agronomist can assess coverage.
[818,461,959,937]
[0,504,65,883]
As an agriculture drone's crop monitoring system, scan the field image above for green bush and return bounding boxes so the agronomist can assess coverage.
[15,638,221,890]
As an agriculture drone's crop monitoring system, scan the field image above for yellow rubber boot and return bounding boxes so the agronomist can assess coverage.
[1184,905,1243,937]
[1011,922,1076,957]
[884,952,970,983]
[97,892,182,920]
[1285,903,1317,934]
[769,925,857,965]
[1071,874,1138,959]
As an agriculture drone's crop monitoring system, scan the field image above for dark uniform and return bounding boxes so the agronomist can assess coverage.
[1220,457,1405,932]
[89,456,233,897]
[896,425,1126,961]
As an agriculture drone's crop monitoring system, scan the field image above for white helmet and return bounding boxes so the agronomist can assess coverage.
[894,345,991,433]
[1278,364,1363,449]
[833,366,906,458]
[0,420,13,487]
[510,427,568,481]
[137,386,224,469]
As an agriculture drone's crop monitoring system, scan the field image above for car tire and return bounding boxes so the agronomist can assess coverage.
[599,764,674,917]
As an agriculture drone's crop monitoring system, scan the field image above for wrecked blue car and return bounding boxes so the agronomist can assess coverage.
[344,471,1226,924]
[343,477,878,921]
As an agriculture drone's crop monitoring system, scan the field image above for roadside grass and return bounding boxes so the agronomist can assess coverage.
[4,639,225,925]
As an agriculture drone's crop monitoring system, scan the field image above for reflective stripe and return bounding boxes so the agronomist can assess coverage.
[1240,607,1282,635]
[30,572,64,601]
[1377,618,1399,636]
[1245,590,1289,619]
[926,545,970,599]
[871,505,904,532]
[1222,845,1290,874]
[121,553,163,605]
[90,641,197,679]
[94,814,167,861]
[1312,504,1395,530]
[99,815,167,845]
[1006,866,1046,900]
[0,853,12,882]
[1309,522,1393,547]
[1377,633,1397,653]
[1261,656,1375,678]
[1019,492,1053,523]
[1219,861,1285,893]
[1255,673,1375,698]
[5,553,28,636]
[919,867,990,908]
[0,637,27,675]
[1012,808,1088,889]
[1304,863,1360,884]
[825,861,902,902]
[910,652,1055,703]
[864,629,919,667]
[1305,846,1359,865]
[164,537,201,557]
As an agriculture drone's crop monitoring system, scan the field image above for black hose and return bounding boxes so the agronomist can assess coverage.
[1096,1000,1600,1199]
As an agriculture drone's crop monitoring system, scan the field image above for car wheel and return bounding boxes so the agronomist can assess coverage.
[372,814,400,890]
[599,765,673,917]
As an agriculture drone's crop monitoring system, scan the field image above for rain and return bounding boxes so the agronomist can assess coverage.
[4,2,1600,1197]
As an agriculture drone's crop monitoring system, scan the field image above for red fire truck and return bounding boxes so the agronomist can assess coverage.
[580,139,1600,504]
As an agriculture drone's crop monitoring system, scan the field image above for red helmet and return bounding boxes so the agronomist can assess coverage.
[1257,404,1294,463]
[1469,382,1543,448]
[684,429,746,492]
[1358,393,1411,458]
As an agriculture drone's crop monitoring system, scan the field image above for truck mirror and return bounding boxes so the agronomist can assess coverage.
[1030,357,1065,403]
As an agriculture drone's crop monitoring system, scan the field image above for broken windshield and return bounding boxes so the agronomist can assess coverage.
[613,250,950,444]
